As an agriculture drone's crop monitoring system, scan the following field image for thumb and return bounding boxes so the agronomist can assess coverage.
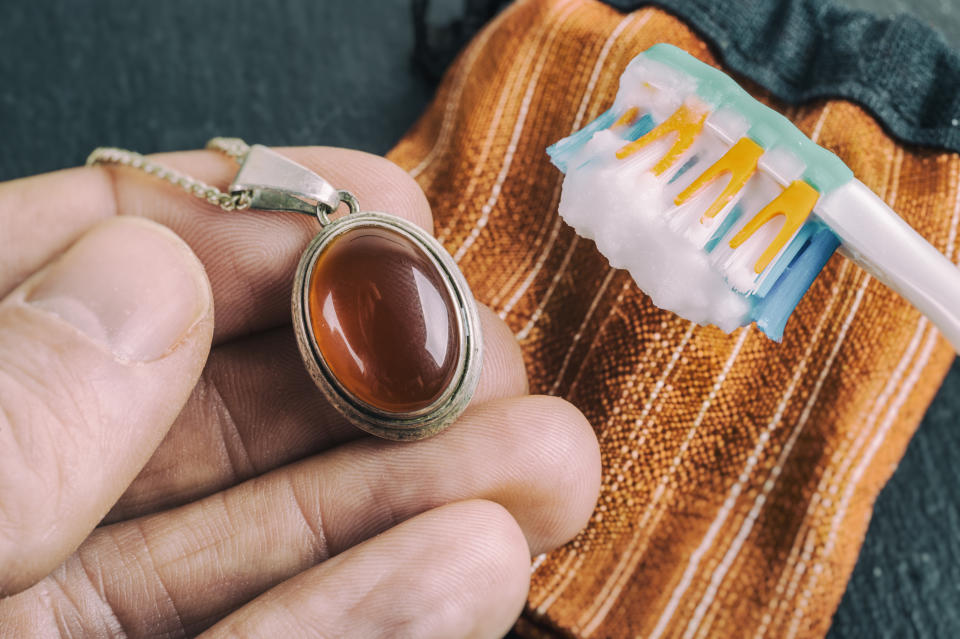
[0,217,213,596]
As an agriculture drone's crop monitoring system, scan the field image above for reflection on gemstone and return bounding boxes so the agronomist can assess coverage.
[307,225,460,413]
[412,268,450,368]
[321,293,366,375]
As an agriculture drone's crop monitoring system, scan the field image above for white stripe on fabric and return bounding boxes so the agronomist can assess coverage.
[548,268,618,395]
[451,0,585,261]
[534,321,695,615]
[579,329,751,637]
[434,0,579,245]
[407,2,514,182]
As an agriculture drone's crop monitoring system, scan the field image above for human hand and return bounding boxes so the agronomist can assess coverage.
[0,148,602,637]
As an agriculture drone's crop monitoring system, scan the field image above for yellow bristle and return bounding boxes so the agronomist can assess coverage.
[674,137,764,222]
[615,103,708,175]
[728,180,819,274]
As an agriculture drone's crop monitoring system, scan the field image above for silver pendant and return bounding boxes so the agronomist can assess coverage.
[231,146,482,440]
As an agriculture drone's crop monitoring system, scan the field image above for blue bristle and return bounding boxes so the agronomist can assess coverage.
[704,204,744,253]
[753,221,818,298]
[748,224,839,341]
[668,155,699,184]
[546,108,617,172]
[621,113,654,142]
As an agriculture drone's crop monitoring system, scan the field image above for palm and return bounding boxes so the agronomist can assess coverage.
[0,147,600,638]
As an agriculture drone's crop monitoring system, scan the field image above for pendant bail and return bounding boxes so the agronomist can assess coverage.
[230,144,341,217]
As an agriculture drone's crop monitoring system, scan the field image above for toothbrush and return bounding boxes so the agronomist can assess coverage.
[546,44,960,352]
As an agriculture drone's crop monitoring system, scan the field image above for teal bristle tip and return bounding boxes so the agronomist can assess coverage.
[622,114,654,143]
[546,108,618,172]
[704,204,743,254]
[547,110,655,172]
[667,155,699,185]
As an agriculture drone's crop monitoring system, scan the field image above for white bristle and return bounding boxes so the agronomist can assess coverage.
[758,146,806,186]
[708,171,789,294]
[617,57,695,124]
[661,127,729,202]
[706,107,751,145]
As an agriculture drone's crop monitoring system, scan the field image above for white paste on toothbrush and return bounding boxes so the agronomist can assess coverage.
[558,129,751,332]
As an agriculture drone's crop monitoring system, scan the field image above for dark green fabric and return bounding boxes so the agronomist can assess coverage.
[1,1,958,637]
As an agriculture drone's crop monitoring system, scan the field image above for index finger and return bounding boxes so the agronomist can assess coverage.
[0,147,435,343]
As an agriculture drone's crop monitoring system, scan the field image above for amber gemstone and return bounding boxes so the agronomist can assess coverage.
[307,226,460,413]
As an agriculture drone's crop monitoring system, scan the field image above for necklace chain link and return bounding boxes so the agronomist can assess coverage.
[86,137,254,212]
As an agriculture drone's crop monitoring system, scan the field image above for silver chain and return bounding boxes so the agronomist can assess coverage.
[86,137,255,212]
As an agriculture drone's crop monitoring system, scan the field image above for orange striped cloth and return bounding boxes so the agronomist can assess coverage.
[388,1,960,637]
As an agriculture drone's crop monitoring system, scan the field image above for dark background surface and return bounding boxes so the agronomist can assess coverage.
[1,1,957,637]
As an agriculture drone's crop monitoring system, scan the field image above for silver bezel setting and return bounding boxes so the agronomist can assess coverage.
[291,212,483,441]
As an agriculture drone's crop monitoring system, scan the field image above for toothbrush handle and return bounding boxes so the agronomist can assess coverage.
[817,179,960,353]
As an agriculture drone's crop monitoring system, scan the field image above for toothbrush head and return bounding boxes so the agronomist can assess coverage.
[547,44,851,340]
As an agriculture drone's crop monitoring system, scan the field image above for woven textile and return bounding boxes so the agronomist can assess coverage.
[388,1,960,637]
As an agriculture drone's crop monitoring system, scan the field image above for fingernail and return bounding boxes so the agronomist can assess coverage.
[26,218,210,362]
